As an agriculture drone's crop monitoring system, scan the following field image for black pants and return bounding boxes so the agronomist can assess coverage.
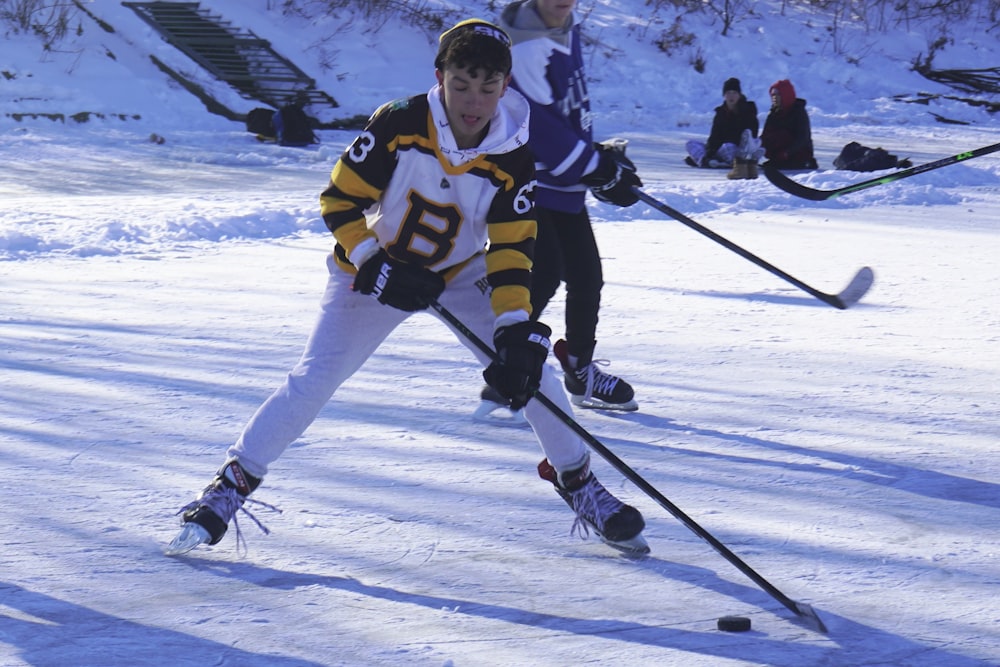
[529,205,602,366]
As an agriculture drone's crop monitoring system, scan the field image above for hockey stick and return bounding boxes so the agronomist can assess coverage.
[634,189,874,309]
[428,298,828,633]
[764,141,1000,201]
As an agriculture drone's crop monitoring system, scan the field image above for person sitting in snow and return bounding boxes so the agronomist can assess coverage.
[761,78,818,170]
[167,18,649,558]
[685,77,764,180]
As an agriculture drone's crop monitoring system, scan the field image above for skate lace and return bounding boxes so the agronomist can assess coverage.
[576,360,620,401]
[178,487,281,556]
[568,476,624,539]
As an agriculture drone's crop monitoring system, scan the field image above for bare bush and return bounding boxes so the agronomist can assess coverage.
[276,0,463,73]
[0,0,76,49]
[702,0,757,36]
[280,0,458,34]
[654,16,696,55]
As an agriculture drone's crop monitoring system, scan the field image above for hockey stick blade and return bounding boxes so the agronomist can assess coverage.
[794,601,829,633]
[830,266,874,309]
[763,165,836,201]
[764,140,1000,201]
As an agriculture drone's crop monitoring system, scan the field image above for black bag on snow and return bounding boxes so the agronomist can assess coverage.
[834,141,911,172]
[246,108,276,138]
[272,104,318,147]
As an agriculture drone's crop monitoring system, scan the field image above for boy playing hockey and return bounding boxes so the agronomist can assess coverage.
[168,19,648,557]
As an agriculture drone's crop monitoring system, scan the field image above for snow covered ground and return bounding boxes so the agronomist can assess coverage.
[2,1,999,666]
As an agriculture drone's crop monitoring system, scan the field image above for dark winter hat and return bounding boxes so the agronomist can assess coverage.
[723,77,742,94]
[435,19,512,71]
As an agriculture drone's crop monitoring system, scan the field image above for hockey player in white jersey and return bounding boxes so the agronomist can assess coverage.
[168,19,648,557]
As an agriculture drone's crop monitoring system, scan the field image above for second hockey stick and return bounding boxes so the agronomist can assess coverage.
[763,141,1000,201]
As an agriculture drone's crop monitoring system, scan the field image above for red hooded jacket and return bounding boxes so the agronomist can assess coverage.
[761,79,817,169]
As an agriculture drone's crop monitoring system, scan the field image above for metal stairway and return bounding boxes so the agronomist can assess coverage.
[123,1,338,114]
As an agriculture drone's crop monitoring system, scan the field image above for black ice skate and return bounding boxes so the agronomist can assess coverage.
[553,339,638,411]
[538,458,649,556]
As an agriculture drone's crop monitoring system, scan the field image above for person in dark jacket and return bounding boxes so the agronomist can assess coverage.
[685,77,763,179]
[761,79,818,170]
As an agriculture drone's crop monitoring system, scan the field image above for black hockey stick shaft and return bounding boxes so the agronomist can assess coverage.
[764,141,1000,201]
[635,189,869,309]
[429,299,827,632]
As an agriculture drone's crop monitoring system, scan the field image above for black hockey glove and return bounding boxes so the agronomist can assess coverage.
[353,248,445,312]
[582,143,642,207]
[482,321,552,410]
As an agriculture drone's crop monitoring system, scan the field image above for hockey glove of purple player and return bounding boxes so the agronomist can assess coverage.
[353,248,445,312]
[582,143,642,207]
[483,321,552,410]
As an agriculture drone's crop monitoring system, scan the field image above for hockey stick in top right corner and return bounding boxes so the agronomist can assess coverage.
[763,140,1000,201]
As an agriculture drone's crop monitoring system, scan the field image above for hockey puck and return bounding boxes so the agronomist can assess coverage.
[717,616,752,632]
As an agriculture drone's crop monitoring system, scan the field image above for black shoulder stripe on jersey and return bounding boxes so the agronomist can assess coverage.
[468,162,516,190]
[394,135,440,159]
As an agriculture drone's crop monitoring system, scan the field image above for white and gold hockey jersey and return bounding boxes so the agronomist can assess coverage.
[320,85,537,318]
